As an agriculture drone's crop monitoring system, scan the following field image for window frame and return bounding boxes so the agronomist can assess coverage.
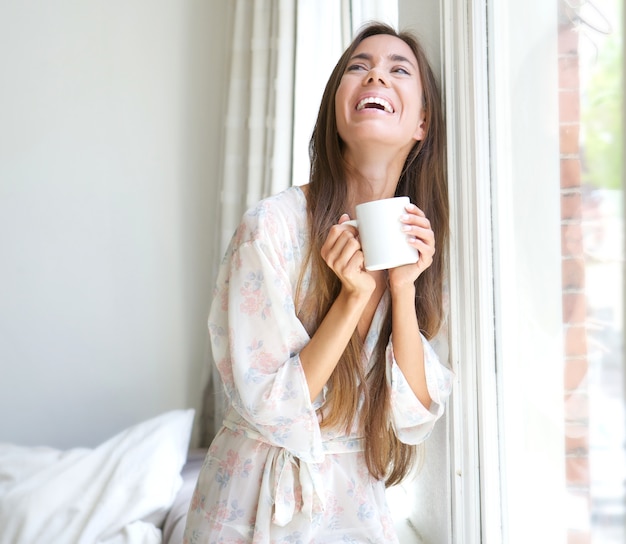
[443,0,568,542]
[442,0,502,541]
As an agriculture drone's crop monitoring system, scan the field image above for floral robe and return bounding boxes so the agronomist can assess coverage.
[183,186,453,544]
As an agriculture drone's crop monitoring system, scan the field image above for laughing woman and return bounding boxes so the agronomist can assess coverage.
[184,22,452,544]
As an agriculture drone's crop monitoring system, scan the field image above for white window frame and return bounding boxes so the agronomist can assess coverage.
[443,0,567,542]
[442,0,501,541]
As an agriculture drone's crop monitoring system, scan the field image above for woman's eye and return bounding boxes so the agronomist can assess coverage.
[347,64,366,72]
[393,67,410,75]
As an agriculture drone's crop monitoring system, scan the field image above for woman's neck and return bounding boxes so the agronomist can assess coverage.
[343,146,408,209]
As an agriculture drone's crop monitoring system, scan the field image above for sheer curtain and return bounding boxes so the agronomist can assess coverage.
[200,0,399,445]
[217,0,296,257]
[199,0,297,444]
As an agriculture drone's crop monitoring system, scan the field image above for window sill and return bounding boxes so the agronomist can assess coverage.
[395,518,423,543]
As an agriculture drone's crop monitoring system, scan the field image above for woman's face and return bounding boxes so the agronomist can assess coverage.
[335,34,426,154]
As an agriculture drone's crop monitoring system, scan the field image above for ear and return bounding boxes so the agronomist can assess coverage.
[413,113,427,141]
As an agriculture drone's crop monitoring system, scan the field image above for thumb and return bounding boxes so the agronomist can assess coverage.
[338,213,352,224]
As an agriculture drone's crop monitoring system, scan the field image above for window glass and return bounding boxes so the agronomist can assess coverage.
[560,0,625,542]
[487,0,624,541]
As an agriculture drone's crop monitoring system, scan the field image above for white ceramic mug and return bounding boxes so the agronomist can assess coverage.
[344,196,419,271]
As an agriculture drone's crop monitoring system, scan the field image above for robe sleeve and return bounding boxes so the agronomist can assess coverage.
[208,209,324,463]
[386,331,454,444]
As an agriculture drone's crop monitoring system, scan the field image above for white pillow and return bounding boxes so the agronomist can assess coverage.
[0,409,195,544]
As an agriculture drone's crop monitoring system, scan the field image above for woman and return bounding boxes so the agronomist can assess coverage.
[184,22,452,543]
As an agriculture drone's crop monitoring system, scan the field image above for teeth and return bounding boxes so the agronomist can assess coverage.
[356,96,393,113]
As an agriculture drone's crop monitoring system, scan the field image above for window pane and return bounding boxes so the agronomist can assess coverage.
[559,0,624,542]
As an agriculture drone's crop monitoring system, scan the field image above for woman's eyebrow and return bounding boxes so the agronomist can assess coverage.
[349,52,373,63]
[389,54,416,69]
[349,52,416,70]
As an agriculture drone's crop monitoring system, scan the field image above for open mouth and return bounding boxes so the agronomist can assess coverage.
[356,96,394,113]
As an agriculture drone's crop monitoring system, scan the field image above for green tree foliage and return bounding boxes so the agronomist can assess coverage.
[581,6,623,190]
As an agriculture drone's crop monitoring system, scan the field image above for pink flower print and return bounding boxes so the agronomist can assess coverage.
[380,509,397,541]
[215,355,234,386]
[219,283,229,311]
[323,494,345,531]
[355,452,371,480]
[293,481,303,511]
[250,344,276,373]
[215,450,253,489]
[264,418,294,445]
[346,478,373,521]
[239,271,271,319]
[233,249,244,271]
[189,488,205,513]
[231,226,243,247]
[346,458,376,522]
[258,202,280,235]
[231,223,250,254]
[207,499,229,530]
[204,498,246,534]
[317,456,334,477]
[244,341,279,384]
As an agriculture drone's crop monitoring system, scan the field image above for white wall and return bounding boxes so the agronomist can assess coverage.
[0,0,230,448]
[398,0,442,79]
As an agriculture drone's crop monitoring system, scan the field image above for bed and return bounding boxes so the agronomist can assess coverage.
[0,410,207,544]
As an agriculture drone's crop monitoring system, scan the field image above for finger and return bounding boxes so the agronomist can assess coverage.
[401,213,431,229]
[335,234,362,267]
[324,221,355,252]
[407,232,435,251]
[344,246,366,274]
[338,213,352,224]
[338,215,359,239]
[404,202,426,217]
[402,225,435,249]
[324,230,361,270]
[410,240,435,266]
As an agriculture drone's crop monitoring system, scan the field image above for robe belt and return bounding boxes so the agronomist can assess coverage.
[222,412,364,527]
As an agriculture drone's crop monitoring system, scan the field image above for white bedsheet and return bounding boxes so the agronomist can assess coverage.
[0,409,194,544]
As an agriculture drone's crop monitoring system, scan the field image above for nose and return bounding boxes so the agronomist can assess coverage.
[364,67,389,87]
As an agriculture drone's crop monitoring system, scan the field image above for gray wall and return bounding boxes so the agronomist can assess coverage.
[399,0,442,80]
[0,0,231,448]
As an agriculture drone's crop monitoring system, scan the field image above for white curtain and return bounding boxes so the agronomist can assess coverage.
[201,0,398,445]
[200,0,297,443]
[350,0,398,31]
[218,0,296,256]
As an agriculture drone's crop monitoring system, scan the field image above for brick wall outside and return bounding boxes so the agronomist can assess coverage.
[558,12,592,544]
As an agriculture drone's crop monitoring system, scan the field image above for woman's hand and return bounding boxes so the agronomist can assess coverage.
[301,214,375,400]
[388,203,435,290]
[321,214,376,297]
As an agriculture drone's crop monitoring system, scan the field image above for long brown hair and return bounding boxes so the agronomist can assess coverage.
[300,22,449,486]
